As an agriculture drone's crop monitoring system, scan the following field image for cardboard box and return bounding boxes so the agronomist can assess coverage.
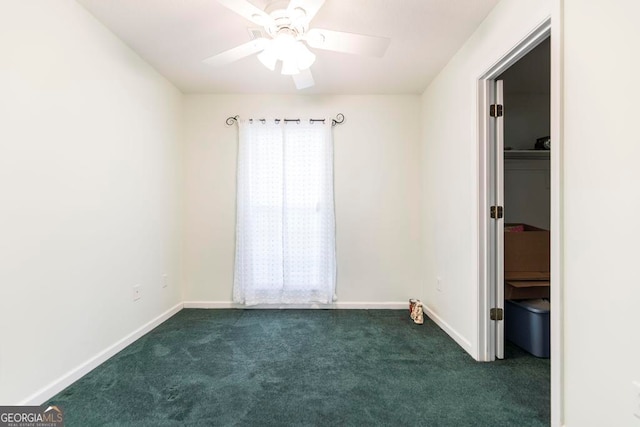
[504,224,550,280]
[505,280,550,300]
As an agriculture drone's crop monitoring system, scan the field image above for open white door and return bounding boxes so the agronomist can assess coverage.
[492,79,505,359]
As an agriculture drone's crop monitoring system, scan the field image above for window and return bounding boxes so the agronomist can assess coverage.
[233,120,336,305]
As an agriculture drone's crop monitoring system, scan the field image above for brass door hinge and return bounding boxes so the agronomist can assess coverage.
[490,206,503,219]
[490,308,504,321]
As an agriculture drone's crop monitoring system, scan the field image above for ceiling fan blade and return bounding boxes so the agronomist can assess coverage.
[202,38,269,67]
[305,28,390,57]
[292,68,315,89]
[288,0,325,27]
[217,0,273,26]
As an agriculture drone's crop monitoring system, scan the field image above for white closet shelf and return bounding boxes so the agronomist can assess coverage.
[504,150,550,159]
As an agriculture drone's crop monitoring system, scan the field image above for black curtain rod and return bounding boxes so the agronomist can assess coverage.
[225,113,345,127]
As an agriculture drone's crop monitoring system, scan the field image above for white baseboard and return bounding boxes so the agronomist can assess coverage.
[183,300,235,309]
[183,301,407,310]
[333,301,407,310]
[19,302,183,405]
[423,304,474,357]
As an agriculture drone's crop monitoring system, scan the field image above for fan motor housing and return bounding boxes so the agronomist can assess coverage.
[263,1,308,38]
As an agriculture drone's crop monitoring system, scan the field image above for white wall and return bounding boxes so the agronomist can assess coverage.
[562,1,640,425]
[0,1,183,404]
[183,95,422,306]
[420,0,551,357]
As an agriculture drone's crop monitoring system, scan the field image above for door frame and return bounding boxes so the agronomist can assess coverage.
[477,18,551,361]
[476,15,562,425]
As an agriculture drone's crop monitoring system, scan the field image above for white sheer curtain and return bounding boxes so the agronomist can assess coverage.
[233,119,336,305]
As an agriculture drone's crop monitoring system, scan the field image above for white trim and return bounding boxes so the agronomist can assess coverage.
[423,305,474,357]
[183,301,407,310]
[475,12,563,426]
[332,302,406,310]
[477,77,493,362]
[183,300,235,309]
[550,0,564,425]
[476,17,551,362]
[19,302,184,406]
[478,19,552,80]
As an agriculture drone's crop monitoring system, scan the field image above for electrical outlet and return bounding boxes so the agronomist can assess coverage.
[633,381,640,419]
[162,274,168,288]
[436,276,442,292]
[133,284,141,301]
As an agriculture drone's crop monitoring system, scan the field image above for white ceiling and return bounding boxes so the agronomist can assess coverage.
[76,0,500,94]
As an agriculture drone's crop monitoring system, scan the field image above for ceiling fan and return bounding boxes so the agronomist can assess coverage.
[203,0,391,89]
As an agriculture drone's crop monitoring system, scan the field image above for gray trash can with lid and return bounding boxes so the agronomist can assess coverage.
[505,298,550,358]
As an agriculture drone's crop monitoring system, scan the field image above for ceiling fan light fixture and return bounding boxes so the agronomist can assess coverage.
[256,31,315,75]
[273,32,297,58]
[209,0,391,90]
[294,42,316,70]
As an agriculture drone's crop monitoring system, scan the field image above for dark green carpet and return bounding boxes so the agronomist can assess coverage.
[49,309,549,426]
